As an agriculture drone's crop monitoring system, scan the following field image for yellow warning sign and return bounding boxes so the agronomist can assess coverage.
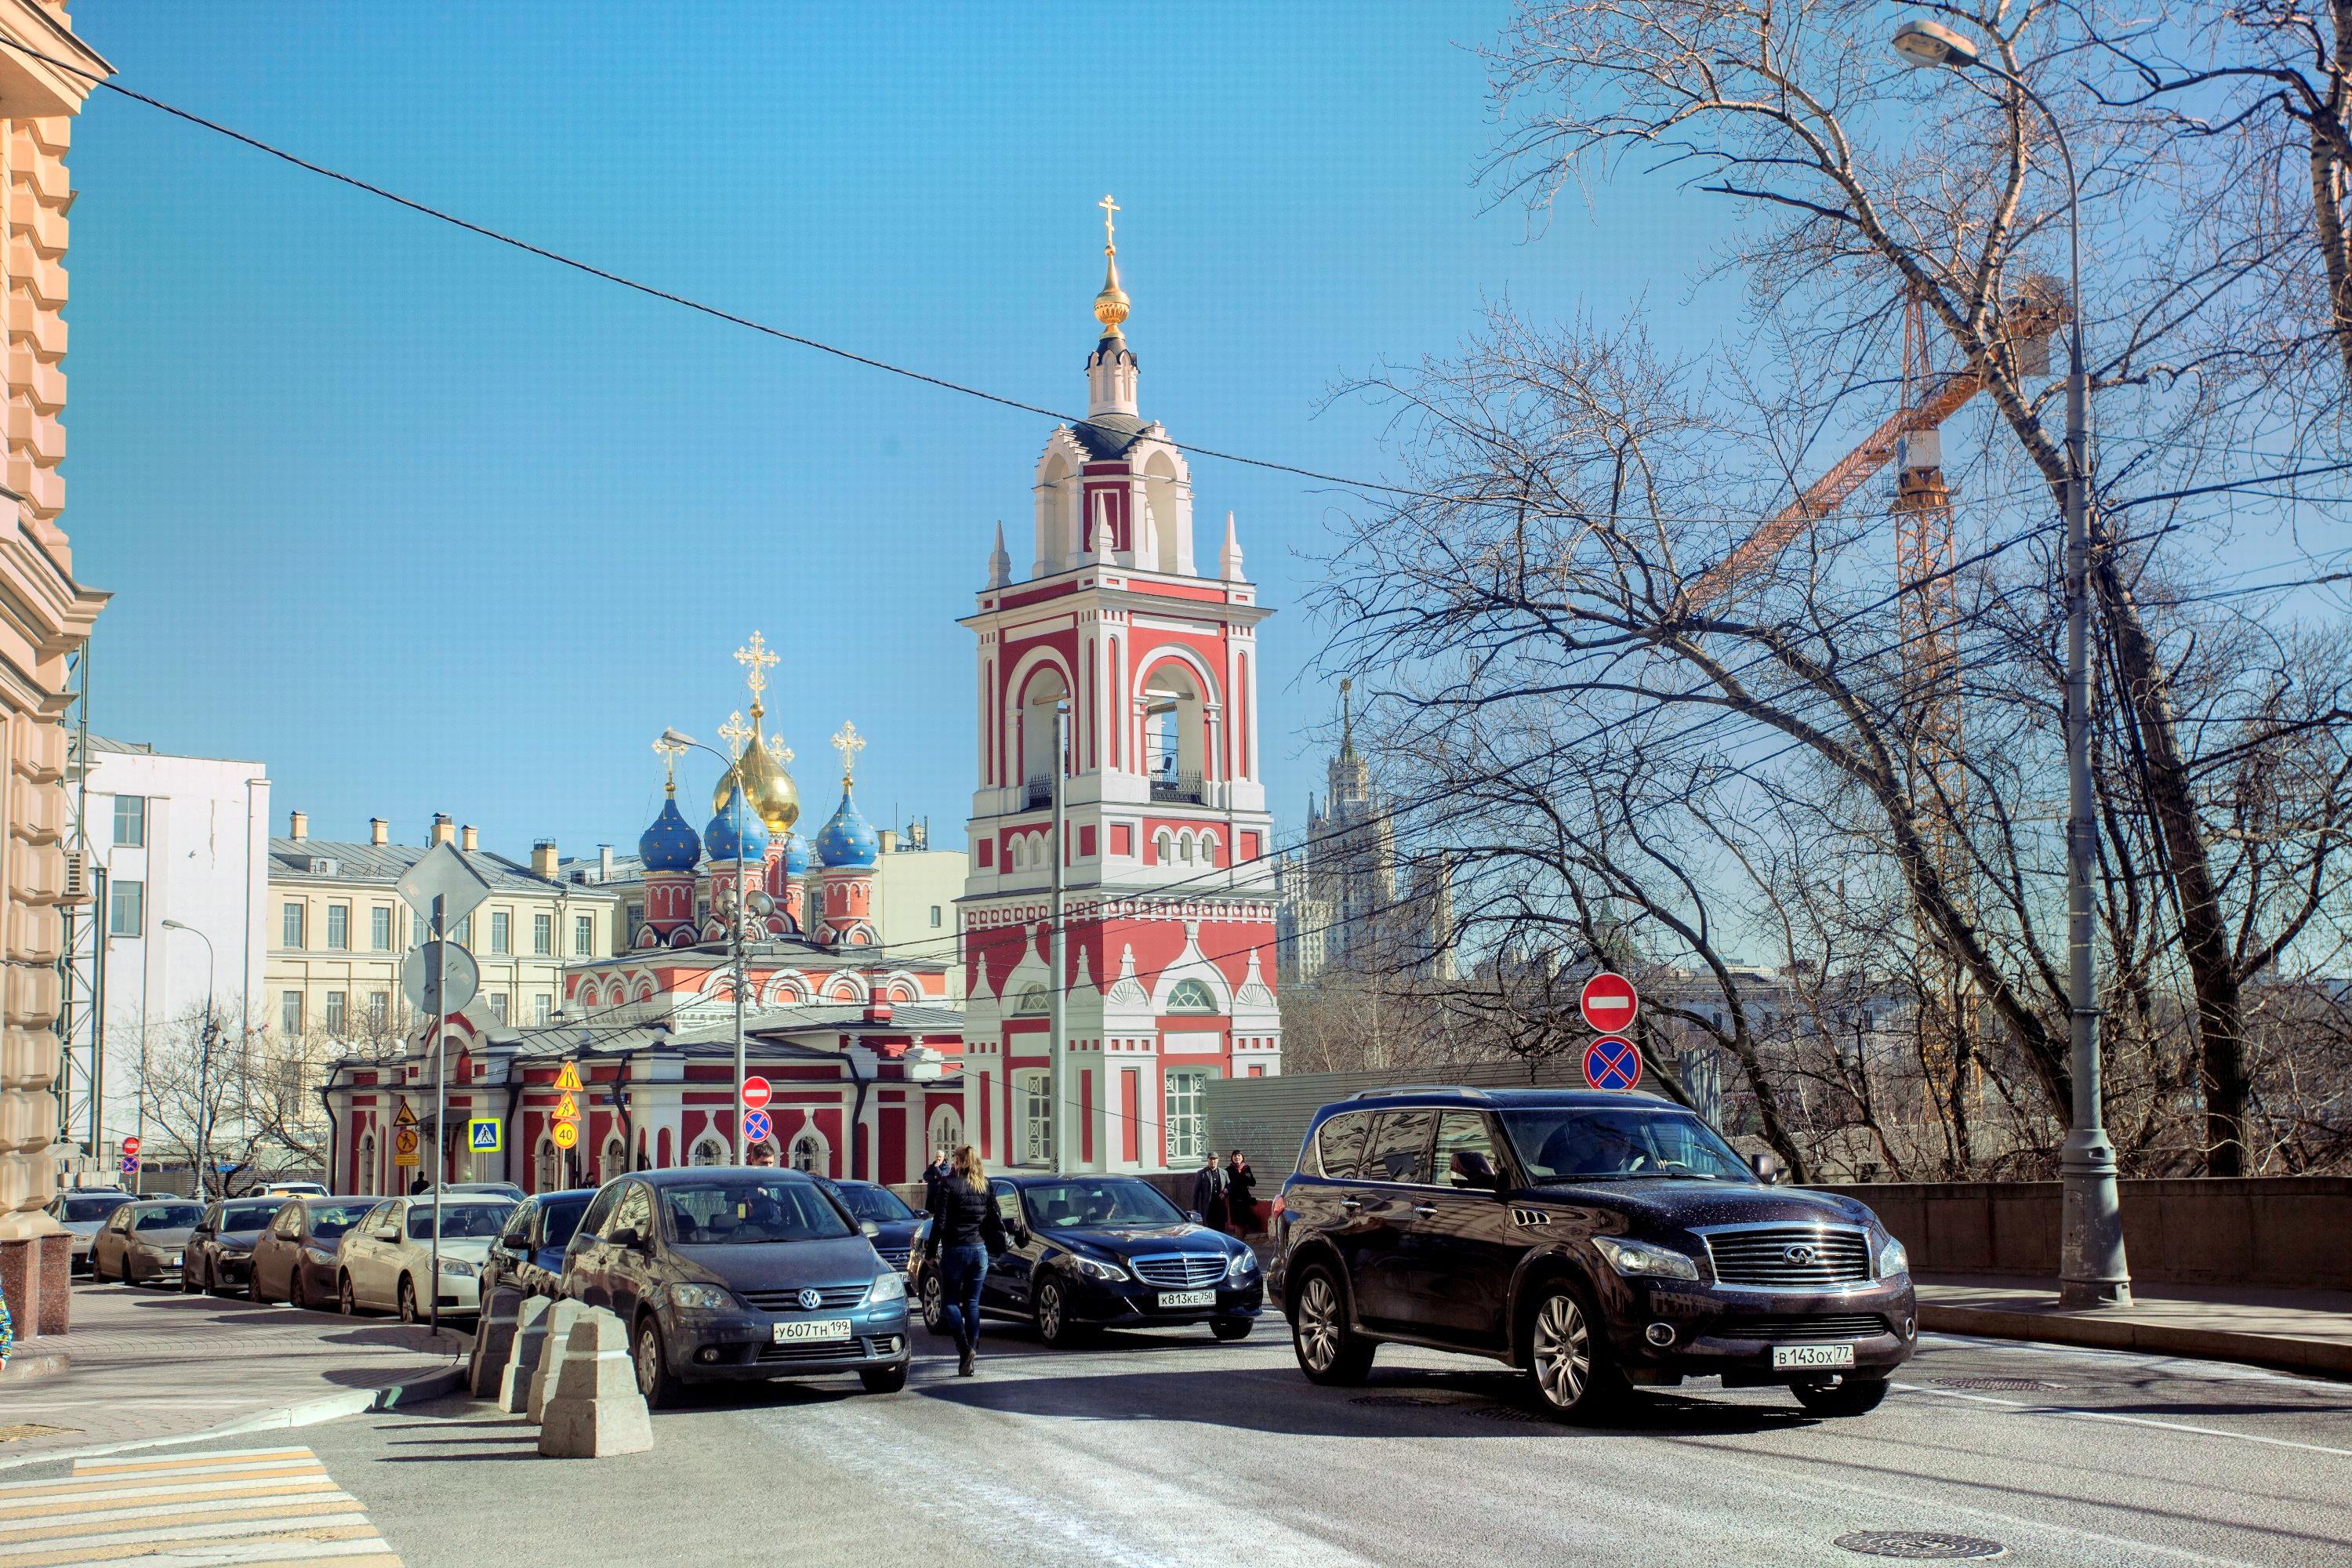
[550,1120,579,1150]
[553,1061,583,1093]
[554,1091,579,1122]
[394,1100,419,1127]
[394,1126,421,1167]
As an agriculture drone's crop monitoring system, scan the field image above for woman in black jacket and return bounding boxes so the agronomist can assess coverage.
[1225,1149,1258,1236]
[924,1145,1008,1377]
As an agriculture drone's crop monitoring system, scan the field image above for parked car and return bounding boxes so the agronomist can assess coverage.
[482,1189,595,1300]
[43,1189,131,1273]
[558,1168,911,1408]
[87,1199,205,1286]
[183,1197,286,1297]
[249,1196,375,1311]
[1272,1087,1918,1421]
[256,1180,329,1199]
[335,1195,517,1323]
[819,1178,921,1272]
[909,1174,1263,1348]
[447,1181,524,1202]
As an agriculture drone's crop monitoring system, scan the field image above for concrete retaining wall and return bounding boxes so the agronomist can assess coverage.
[1817,1177,2352,1290]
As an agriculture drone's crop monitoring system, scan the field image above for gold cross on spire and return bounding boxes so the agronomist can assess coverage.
[831,720,866,782]
[652,735,688,793]
[1098,193,1120,252]
[734,631,778,710]
[764,734,794,767]
[718,710,754,760]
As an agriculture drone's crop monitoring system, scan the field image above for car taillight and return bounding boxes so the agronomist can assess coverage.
[1268,1195,1287,1221]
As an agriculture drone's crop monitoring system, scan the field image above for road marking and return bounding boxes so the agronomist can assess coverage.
[1892,1381,2352,1459]
[0,1446,402,1568]
[1921,1331,2347,1388]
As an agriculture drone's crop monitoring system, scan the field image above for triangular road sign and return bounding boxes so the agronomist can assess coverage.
[553,1061,583,1093]
[554,1091,579,1121]
[394,1100,419,1128]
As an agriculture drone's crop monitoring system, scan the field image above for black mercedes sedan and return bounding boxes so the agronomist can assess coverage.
[911,1174,1264,1348]
[819,1178,921,1272]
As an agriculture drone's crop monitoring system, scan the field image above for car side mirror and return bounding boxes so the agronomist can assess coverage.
[861,1220,881,1238]
[376,1226,401,1242]
[1187,1210,1203,1223]
[1750,1152,1783,1185]
[607,1226,641,1250]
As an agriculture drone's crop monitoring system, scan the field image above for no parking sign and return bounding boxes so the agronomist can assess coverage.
[1583,1035,1642,1092]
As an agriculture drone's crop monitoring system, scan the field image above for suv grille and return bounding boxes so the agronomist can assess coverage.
[876,1244,912,1270]
[742,1284,868,1312]
[1130,1254,1225,1289]
[1720,1314,1889,1341]
[1702,1226,1872,1288]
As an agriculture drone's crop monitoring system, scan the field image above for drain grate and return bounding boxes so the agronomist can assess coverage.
[1835,1531,2006,1560]
[1349,1394,1469,1408]
[1469,1403,1554,1424]
[1933,1377,2065,1392]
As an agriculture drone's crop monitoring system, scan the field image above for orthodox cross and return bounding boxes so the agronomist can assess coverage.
[652,735,687,792]
[764,735,794,767]
[831,720,866,782]
[734,631,778,708]
[718,710,753,760]
[1098,193,1119,250]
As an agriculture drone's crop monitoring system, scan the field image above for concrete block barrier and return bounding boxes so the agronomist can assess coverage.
[497,1295,552,1415]
[538,1307,653,1458]
[470,1287,525,1399]
[528,1298,586,1424]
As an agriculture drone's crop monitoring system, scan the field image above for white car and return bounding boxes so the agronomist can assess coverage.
[333,1195,516,1323]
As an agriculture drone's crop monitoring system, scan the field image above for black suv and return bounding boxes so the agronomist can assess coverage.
[1272,1088,1916,1421]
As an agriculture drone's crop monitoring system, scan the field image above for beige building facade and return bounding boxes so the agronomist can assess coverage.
[0,2,108,1341]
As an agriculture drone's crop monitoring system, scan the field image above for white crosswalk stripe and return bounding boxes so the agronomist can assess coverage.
[0,1445,401,1568]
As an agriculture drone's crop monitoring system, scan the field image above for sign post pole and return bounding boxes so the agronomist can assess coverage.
[428,894,444,1339]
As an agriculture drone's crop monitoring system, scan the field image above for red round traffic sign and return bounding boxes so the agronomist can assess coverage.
[740,1076,773,1112]
[1583,1035,1643,1092]
[1579,971,1639,1034]
[121,1135,141,1156]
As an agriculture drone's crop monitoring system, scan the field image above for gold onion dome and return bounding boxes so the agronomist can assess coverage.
[712,710,800,833]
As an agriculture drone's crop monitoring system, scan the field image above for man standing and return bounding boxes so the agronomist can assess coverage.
[923,1149,953,1209]
[1190,1152,1229,1232]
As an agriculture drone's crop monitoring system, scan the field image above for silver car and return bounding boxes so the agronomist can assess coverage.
[43,1189,131,1273]
[334,1196,516,1323]
[88,1199,205,1285]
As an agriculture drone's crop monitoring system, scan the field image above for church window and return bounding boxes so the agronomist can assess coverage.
[1167,978,1218,1012]
[928,1106,963,1160]
[1199,832,1218,866]
[1153,831,1174,866]
[1012,984,1049,1015]
[1165,1069,1213,1162]
[790,1131,826,1174]
[1178,832,1196,864]
[689,1135,727,1167]
[1014,1071,1053,1167]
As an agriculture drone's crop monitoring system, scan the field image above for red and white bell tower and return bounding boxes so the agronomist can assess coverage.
[960,200,1282,1174]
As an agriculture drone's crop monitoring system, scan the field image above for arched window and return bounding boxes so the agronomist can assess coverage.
[1154,831,1174,866]
[535,1135,560,1194]
[1167,978,1218,1012]
[600,1136,627,1185]
[1020,666,1071,790]
[690,1134,728,1167]
[358,1133,377,1196]
[928,1106,964,1160]
[790,1130,826,1174]
[1141,660,1210,799]
[1178,832,1196,864]
[1012,983,1049,1015]
[1199,832,1218,866]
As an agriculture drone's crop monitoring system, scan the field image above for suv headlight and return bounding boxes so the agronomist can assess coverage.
[1878,1235,1909,1279]
[1592,1236,1700,1282]
[866,1270,908,1305]
[1068,1253,1128,1283]
[1225,1249,1258,1282]
[668,1282,734,1310]
[438,1259,477,1277]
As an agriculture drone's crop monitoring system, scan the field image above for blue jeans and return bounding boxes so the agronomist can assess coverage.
[940,1243,989,1348]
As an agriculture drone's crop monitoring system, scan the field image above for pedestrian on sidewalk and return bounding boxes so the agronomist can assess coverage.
[1,1284,13,1373]
[1225,1149,1258,1237]
[1191,1152,1229,1232]
[922,1149,952,1209]
[924,1145,1007,1378]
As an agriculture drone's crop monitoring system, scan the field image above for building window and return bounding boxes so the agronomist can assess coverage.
[1016,1072,1054,1167]
[107,880,143,938]
[489,911,511,955]
[575,915,593,956]
[533,994,551,1025]
[326,905,350,950]
[488,993,508,1024]
[625,905,644,943]
[690,1135,727,1167]
[1166,1069,1212,1163]
[930,905,943,928]
[281,992,303,1036]
[112,794,146,848]
[282,902,305,949]
[1166,978,1218,1013]
[1012,984,1048,1015]
[370,906,392,950]
[451,914,471,946]
[790,1131,825,1174]
[928,1107,963,1160]
[324,992,347,1034]
[368,993,389,1029]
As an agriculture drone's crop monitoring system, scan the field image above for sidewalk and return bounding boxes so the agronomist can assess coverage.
[0,1282,466,1469]
[1916,1272,2352,1379]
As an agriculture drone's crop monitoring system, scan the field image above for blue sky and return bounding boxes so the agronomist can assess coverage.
[63,2,1725,857]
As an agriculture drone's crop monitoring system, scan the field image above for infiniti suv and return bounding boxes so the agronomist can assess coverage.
[1272,1087,1916,1421]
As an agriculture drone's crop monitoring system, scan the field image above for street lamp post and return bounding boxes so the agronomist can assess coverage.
[1894,19,2129,1307]
[160,920,217,1202]
[660,727,762,1164]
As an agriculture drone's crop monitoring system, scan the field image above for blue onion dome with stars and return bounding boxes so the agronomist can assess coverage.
[814,782,879,869]
[638,793,702,873]
[779,827,813,877]
[705,781,770,863]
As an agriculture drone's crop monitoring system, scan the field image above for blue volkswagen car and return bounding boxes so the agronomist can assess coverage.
[559,1168,910,1407]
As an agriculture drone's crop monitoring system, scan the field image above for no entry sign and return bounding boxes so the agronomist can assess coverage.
[120,1135,140,1157]
[741,1076,773,1112]
[1584,1035,1642,1092]
[1579,972,1639,1034]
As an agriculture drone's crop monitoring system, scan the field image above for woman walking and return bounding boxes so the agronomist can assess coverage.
[924,1145,1007,1377]
[1225,1149,1259,1237]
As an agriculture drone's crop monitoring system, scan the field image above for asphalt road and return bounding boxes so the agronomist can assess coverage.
[25,1323,2352,1566]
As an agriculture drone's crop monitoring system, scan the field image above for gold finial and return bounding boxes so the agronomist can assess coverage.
[718,710,753,760]
[765,734,794,767]
[734,631,779,713]
[652,735,688,794]
[831,720,866,784]
[1093,194,1130,336]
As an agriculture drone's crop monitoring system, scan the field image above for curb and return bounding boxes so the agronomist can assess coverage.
[0,1359,470,1473]
[0,1346,71,1384]
[1921,1304,2352,1381]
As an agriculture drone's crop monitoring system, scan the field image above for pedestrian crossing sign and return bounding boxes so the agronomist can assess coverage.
[467,1117,502,1153]
[553,1061,583,1093]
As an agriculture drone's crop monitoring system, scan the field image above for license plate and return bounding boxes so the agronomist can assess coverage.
[1772,1344,1856,1369]
[773,1318,851,1343]
[1158,1289,1214,1308]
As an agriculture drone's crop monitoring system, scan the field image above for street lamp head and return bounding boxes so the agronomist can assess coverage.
[1892,18,1980,70]
[161,918,189,931]
[660,727,699,750]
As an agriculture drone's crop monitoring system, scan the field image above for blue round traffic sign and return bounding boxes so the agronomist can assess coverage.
[742,1109,773,1145]
[1583,1035,1642,1092]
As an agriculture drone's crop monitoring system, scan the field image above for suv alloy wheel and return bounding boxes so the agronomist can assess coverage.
[920,1272,946,1334]
[1289,1265,1375,1385]
[1523,1281,1625,1421]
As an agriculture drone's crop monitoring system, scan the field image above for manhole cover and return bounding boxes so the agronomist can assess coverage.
[1934,1377,2064,1392]
[1349,1394,1466,1408]
[1835,1531,2006,1559]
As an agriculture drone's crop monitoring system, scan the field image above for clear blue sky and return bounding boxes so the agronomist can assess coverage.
[62,2,1722,858]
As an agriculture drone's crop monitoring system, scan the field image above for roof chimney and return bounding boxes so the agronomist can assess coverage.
[599,844,614,881]
[288,809,308,841]
[877,828,898,855]
[370,817,388,846]
[430,815,455,846]
[462,824,480,853]
[532,839,558,878]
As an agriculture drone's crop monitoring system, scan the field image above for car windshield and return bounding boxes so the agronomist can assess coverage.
[406,1203,514,1240]
[1019,1178,1185,1229]
[62,1195,125,1222]
[136,1205,202,1231]
[832,1183,915,1223]
[541,1196,591,1247]
[220,1205,278,1233]
[1499,1107,1755,1183]
[662,1180,855,1244]
[307,1203,371,1239]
